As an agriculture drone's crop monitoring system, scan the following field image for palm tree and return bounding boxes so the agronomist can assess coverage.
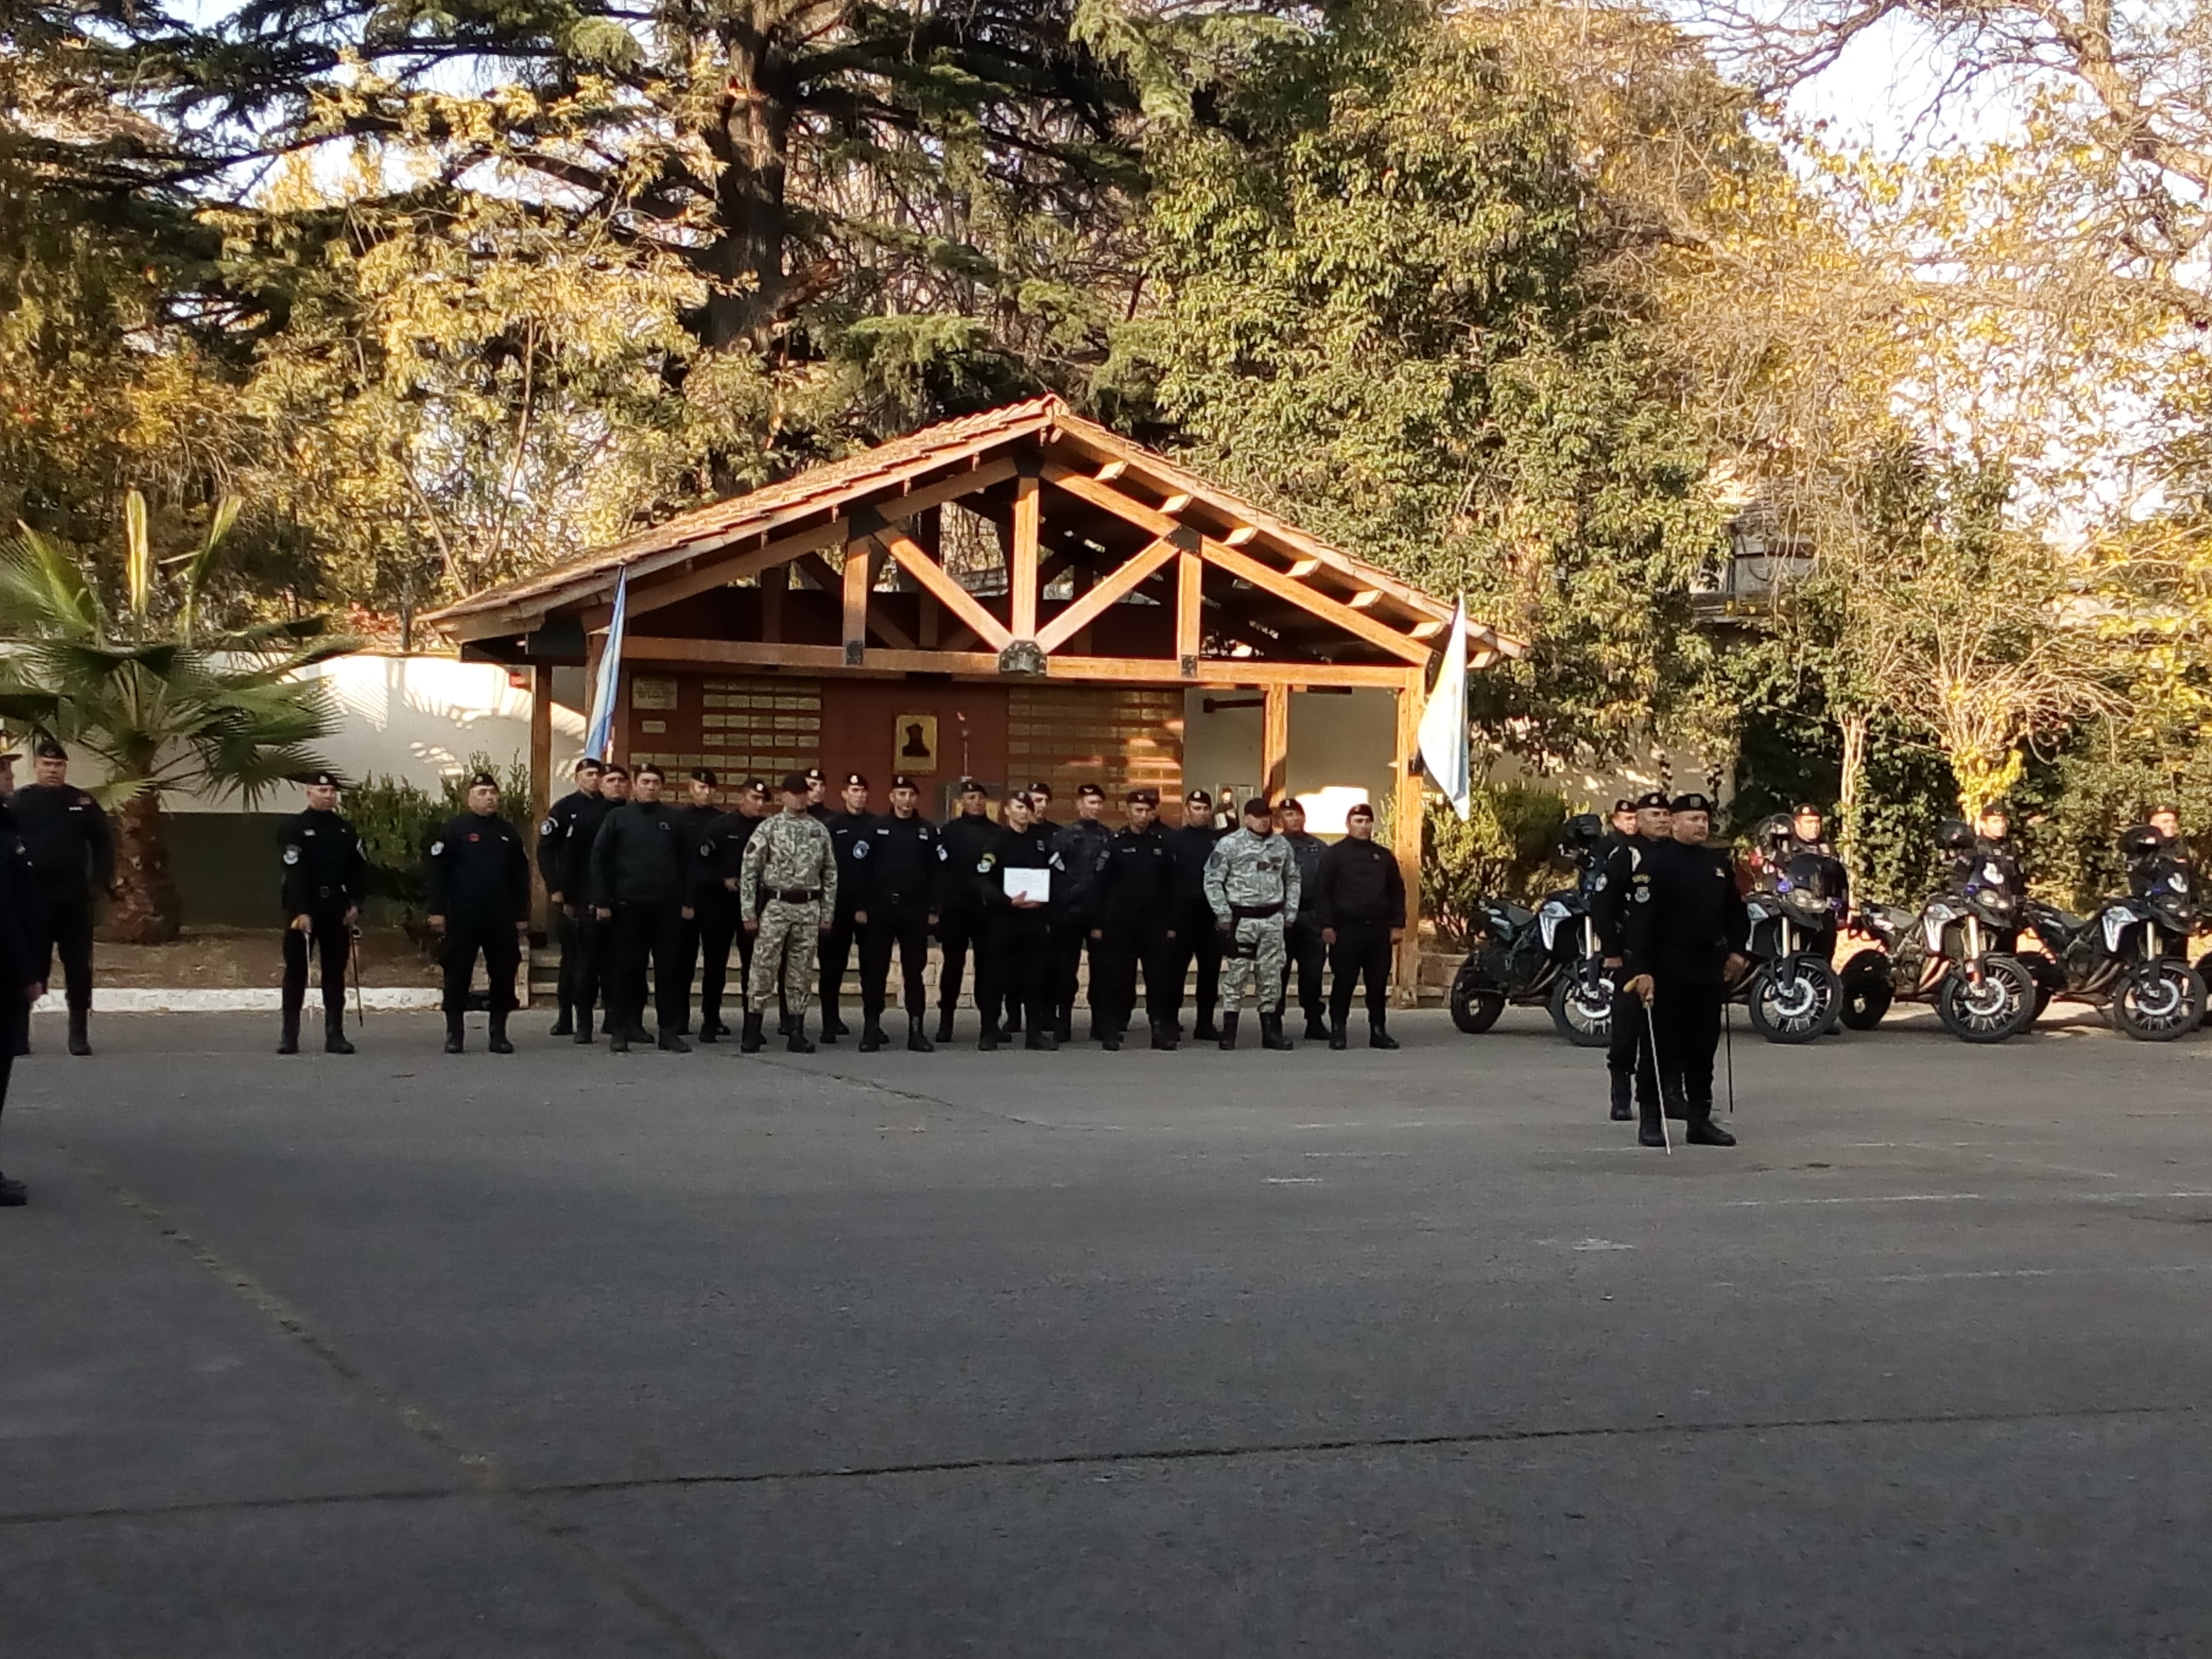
[0,492,358,943]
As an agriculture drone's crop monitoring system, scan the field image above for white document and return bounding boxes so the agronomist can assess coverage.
[1003,868,1050,903]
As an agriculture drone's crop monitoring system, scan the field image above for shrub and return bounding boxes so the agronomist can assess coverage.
[1421,782,1570,950]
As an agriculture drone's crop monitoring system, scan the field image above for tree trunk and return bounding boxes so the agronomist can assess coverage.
[699,26,792,355]
[1837,708,1867,866]
[107,790,180,945]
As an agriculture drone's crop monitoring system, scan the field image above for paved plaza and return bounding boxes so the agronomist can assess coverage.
[3,1003,2208,1656]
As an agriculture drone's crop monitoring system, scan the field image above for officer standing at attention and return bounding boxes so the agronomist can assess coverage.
[276,769,367,1055]
[1205,797,1300,1051]
[1595,792,1671,1124]
[1275,799,1331,1042]
[690,778,765,1042]
[1088,788,1178,1050]
[0,733,42,1205]
[669,769,721,1035]
[1048,783,1112,1043]
[426,772,531,1054]
[590,761,691,1053]
[1604,798,1637,848]
[803,767,832,822]
[740,773,837,1053]
[1313,802,1405,1049]
[13,739,113,1055]
[1621,792,1746,1149]
[851,774,941,1052]
[933,778,999,1043]
[1167,789,1226,1042]
[973,790,1056,1051]
[556,763,623,1043]
[817,772,873,1042]
[539,757,603,1036]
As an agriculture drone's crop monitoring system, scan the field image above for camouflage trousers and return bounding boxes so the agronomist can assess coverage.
[749,899,823,1018]
[1218,917,1288,1016]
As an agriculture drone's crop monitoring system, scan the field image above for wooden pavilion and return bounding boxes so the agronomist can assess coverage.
[425,394,1518,991]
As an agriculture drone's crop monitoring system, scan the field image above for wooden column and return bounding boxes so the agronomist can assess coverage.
[1176,551,1202,675]
[1262,683,1290,800]
[761,563,786,643]
[1010,473,1040,640]
[1393,668,1426,1006]
[842,540,872,665]
[529,664,554,916]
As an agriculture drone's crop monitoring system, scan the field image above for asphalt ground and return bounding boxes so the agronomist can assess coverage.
[3,1000,2208,1657]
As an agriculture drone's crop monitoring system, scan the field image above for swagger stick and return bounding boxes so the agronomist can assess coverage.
[1723,1000,1736,1115]
[1642,994,1671,1155]
[350,927,366,1028]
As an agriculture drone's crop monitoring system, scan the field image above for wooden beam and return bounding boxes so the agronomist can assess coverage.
[1348,589,1384,610]
[1224,526,1259,547]
[1393,668,1425,1004]
[1262,683,1289,799]
[1034,539,1177,653]
[760,563,785,643]
[616,634,1410,688]
[626,637,1004,677]
[1176,551,1203,674]
[1159,491,1193,516]
[1286,558,1321,577]
[1010,472,1040,640]
[874,525,1012,651]
[1095,459,1128,483]
[842,541,871,663]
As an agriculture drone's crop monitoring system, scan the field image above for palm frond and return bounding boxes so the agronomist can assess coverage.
[0,527,99,638]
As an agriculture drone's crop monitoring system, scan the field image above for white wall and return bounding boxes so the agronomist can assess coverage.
[1180,687,1398,834]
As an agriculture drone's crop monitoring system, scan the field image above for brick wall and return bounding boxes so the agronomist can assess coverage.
[1005,685,1183,801]
[626,674,822,794]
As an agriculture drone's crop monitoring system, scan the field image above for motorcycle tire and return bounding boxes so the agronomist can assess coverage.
[1837,972,1893,1031]
[1934,954,2037,1044]
[1747,956,1841,1045]
[2112,960,2206,1042]
[1449,961,1506,1035]
[1547,967,1613,1048]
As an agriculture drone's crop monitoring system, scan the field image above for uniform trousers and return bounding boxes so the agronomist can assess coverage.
[552,906,586,1020]
[976,912,1052,1034]
[859,907,932,1026]
[1650,977,1724,1120]
[1327,922,1394,1025]
[281,904,351,1025]
[694,900,741,1026]
[1168,900,1224,1029]
[749,898,823,1019]
[1050,917,1095,1033]
[608,901,685,1032]
[934,908,982,1021]
[35,890,94,1013]
[0,992,26,1122]
[1283,922,1327,1022]
[565,909,607,1029]
[1219,918,1287,1016]
[1093,919,1176,1037]
[441,917,521,1016]
[1606,983,1661,1107]
[819,909,859,1030]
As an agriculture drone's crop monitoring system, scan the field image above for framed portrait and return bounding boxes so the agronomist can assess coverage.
[894,713,939,773]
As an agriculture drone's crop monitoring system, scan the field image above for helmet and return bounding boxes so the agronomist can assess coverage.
[1755,812,1794,857]
[1936,819,1975,853]
[2119,824,2166,862]
[1558,812,1604,860]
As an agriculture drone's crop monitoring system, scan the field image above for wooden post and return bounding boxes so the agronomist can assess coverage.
[761,563,786,643]
[842,539,872,665]
[1010,473,1040,640]
[1393,668,1426,1006]
[529,663,554,914]
[1176,551,1202,675]
[1262,683,1290,800]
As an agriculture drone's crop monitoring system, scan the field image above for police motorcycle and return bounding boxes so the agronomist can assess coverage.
[1839,822,2040,1042]
[2017,826,2205,1041]
[1448,814,1615,1046]
[1729,817,1845,1044]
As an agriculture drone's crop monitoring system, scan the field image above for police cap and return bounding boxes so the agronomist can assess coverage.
[1669,792,1714,815]
[1126,787,1159,805]
[691,768,717,787]
[35,738,66,761]
[1347,802,1376,820]
[1185,788,1211,806]
[1632,791,1671,812]
[467,770,498,790]
[781,771,811,794]
[305,768,341,789]
[1242,795,1272,820]
[1076,783,1104,800]
[803,767,825,783]
[742,777,768,795]
[843,772,867,789]
[891,774,919,791]
[1612,798,1633,815]
[958,777,988,797]
[1028,781,1053,797]
[635,761,665,780]
[1791,801,1824,818]
[575,756,605,775]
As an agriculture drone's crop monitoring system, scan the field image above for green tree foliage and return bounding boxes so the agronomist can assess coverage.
[1419,782,1569,948]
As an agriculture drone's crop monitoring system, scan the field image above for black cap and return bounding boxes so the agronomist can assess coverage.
[891,774,918,791]
[576,757,605,774]
[1185,789,1211,806]
[742,777,768,794]
[843,772,867,789]
[803,767,825,783]
[1612,798,1633,815]
[1242,795,1272,819]
[1028,780,1053,795]
[1126,787,1159,805]
[958,777,988,796]
[1669,792,1713,814]
[691,768,717,787]
[305,768,341,789]
[1632,791,1670,811]
[1076,783,1104,800]
[781,771,810,794]
[1791,801,1823,817]
[635,761,665,779]
[467,770,498,790]
[1347,802,1375,820]
[34,738,66,761]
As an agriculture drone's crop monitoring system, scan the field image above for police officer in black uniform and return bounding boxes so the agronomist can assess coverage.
[851,773,941,1052]
[14,739,113,1055]
[276,769,367,1055]
[974,791,1057,1052]
[1621,792,1746,1149]
[1595,792,1671,1123]
[1167,789,1226,1041]
[933,778,999,1043]
[691,778,765,1042]
[590,761,690,1053]
[817,772,873,1042]
[1313,802,1406,1049]
[539,757,604,1036]
[1048,783,1112,1042]
[1088,787,1179,1050]
[0,733,43,1204]
[426,772,531,1054]
[669,768,720,1034]
[1275,799,1331,1042]
[804,767,831,822]
[556,763,623,1043]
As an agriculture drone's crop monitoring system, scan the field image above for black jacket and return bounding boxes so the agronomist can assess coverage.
[537,787,598,893]
[1592,834,1662,956]
[825,809,875,917]
[937,810,1000,913]
[278,807,367,916]
[590,800,686,907]
[1168,824,1222,907]
[692,811,761,910]
[1281,831,1328,929]
[977,822,1054,919]
[426,811,531,924]
[0,813,46,989]
[852,811,941,914]
[1621,838,1748,985]
[1093,824,1178,928]
[674,803,719,868]
[1313,837,1406,929]
[1049,817,1114,918]
[13,782,113,898]
[558,794,618,901]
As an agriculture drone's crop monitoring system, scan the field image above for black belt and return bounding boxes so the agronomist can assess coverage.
[769,887,821,903]
[1230,902,1284,919]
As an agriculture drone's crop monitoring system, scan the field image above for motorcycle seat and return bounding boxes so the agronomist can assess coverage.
[1486,900,1536,927]
[2035,906,2089,939]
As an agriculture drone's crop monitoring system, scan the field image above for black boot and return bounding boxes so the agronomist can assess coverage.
[935,1009,955,1044]
[1053,1018,1073,1045]
[698,1011,724,1043]
[609,1026,629,1054]
[1638,1099,1666,1148]
[740,1012,765,1053]
[786,1016,815,1054]
[657,1027,691,1053]
[1151,1018,1177,1052]
[907,1016,935,1054]
[278,1011,300,1055]
[823,1011,849,1040]
[1328,1018,1348,1051]
[1101,1027,1122,1052]
[324,1012,355,1055]
[67,1008,90,1057]
[1685,1104,1736,1147]
[1261,1013,1293,1051]
[573,1013,596,1045]
[624,1019,652,1044]
[489,1016,514,1055]
[1368,1021,1400,1051]
[978,1024,1001,1052]
[1609,1073,1633,1122]
[858,1021,885,1053]
[444,1014,465,1054]
[1195,1012,1221,1043]
[1218,1013,1239,1051]
[549,1009,573,1038]
[1026,1027,1058,1051]
[1303,1012,1330,1043]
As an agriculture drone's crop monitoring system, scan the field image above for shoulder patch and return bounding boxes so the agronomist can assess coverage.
[852,840,870,858]
[430,840,445,856]
[977,855,995,873]
[282,846,300,865]
[540,817,557,836]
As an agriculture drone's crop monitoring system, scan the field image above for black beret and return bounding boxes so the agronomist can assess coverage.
[781,771,810,794]
[1791,801,1823,817]
[803,767,825,782]
[843,772,867,788]
[1076,783,1104,800]
[1185,789,1211,806]
[1612,798,1634,815]
[1632,791,1671,811]
[1669,792,1714,814]
[576,756,605,773]
[1126,787,1159,805]
[1347,802,1376,819]
[958,777,988,795]
[1243,796,1272,819]
[891,774,918,790]
[35,738,67,760]
[635,761,666,779]
[467,771,498,790]
[742,777,768,794]
[1027,781,1053,798]
[691,768,717,787]
[306,768,341,788]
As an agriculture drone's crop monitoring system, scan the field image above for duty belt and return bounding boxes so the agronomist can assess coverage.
[769,887,821,903]
[1230,902,1284,919]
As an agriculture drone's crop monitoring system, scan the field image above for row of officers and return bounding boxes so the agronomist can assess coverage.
[273,759,1412,1058]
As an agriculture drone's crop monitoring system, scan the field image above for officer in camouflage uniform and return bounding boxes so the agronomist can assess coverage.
[739,772,837,1054]
[1203,795,1301,1051]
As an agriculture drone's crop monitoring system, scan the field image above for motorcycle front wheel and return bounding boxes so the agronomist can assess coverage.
[1747,956,1840,1045]
[1837,970,1893,1031]
[1449,960,1507,1035]
[1547,965,1614,1048]
[2112,960,2206,1042]
[1934,955,2037,1043]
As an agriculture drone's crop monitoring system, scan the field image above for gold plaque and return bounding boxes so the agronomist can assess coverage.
[894,714,939,773]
